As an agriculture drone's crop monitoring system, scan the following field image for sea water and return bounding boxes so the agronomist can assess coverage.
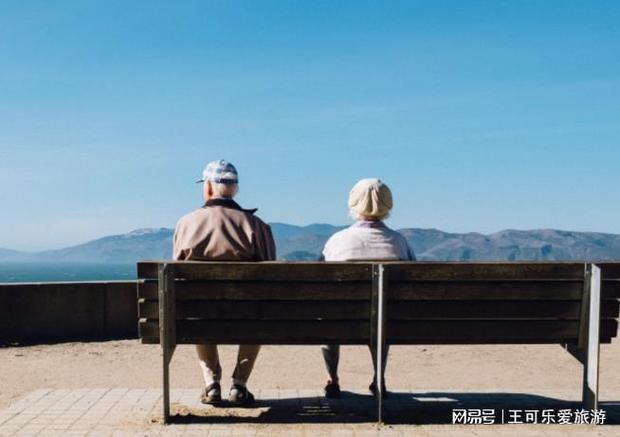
[0,262,136,283]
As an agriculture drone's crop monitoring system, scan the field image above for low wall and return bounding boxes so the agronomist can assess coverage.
[0,281,138,345]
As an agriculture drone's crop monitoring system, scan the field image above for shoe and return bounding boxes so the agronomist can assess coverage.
[200,382,222,404]
[228,384,255,406]
[369,381,389,398]
[324,380,341,399]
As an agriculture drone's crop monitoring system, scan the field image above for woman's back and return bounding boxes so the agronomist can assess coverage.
[322,220,414,261]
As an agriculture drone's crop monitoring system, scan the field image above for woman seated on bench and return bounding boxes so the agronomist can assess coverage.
[321,178,415,398]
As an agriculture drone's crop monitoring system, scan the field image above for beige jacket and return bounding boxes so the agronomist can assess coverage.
[173,198,276,261]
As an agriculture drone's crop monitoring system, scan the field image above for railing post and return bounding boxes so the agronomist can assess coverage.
[371,264,387,424]
[159,263,176,424]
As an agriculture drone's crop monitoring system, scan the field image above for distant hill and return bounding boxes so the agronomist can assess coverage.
[399,228,620,261]
[0,248,29,262]
[1,224,620,263]
[270,223,345,259]
[36,228,174,263]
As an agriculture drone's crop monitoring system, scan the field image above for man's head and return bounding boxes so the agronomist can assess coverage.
[348,178,393,221]
[197,160,239,201]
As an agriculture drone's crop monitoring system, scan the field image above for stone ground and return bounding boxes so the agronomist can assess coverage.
[0,388,619,436]
[2,340,620,435]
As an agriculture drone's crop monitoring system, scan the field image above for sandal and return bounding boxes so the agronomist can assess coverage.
[228,384,255,406]
[200,382,222,404]
[324,380,341,399]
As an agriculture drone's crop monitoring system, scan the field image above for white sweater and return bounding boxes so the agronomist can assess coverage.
[322,221,415,261]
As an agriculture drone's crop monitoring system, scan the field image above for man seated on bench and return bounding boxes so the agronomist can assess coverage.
[320,178,415,399]
[173,159,276,406]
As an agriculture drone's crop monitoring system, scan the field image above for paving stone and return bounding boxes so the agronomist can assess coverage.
[1,388,620,435]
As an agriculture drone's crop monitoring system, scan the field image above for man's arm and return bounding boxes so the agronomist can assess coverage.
[256,222,277,261]
[172,219,185,260]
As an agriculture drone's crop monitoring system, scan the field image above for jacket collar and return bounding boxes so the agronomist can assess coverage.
[203,198,257,214]
[353,220,386,229]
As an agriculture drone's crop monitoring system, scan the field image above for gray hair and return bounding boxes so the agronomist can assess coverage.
[210,181,238,198]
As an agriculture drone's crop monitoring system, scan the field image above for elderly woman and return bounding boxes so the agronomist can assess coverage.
[321,178,415,398]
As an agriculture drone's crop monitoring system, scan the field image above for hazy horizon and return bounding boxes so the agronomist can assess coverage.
[3,222,620,283]
[4,222,620,253]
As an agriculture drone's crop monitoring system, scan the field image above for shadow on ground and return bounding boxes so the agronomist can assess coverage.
[168,391,620,425]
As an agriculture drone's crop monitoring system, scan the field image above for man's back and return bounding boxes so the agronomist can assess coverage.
[177,159,274,406]
[173,198,276,262]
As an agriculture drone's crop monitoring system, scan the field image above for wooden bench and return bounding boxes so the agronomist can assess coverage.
[137,261,620,424]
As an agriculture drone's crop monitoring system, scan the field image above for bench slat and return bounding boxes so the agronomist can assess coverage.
[602,280,620,298]
[389,300,620,320]
[138,335,615,345]
[138,281,371,300]
[139,319,618,345]
[387,319,617,343]
[139,300,370,320]
[600,263,620,279]
[389,281,583,300]
[138,299,620,321]
[139,320,370,344]
[138,280,620,300]
[385,263,585,280]
[386,338,615,345]
[138,262,372,281]
[137,262,594,280]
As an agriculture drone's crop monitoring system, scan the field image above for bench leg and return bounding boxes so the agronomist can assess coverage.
[159,264,177,424]
[371,264,387,424]
[376,294,385,425]
[582,264,601,410]
[163,347,171,423]
[565,264,601,411]
[162,343,177,423]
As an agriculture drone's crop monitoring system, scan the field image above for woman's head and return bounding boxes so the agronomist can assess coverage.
[348,178,393,221]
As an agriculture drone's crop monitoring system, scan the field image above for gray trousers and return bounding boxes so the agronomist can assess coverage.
[321,344,389,383]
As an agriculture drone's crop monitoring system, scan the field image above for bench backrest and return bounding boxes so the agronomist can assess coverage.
[385,262,619,344]
[138,262,375,345]
[137,262,620,346]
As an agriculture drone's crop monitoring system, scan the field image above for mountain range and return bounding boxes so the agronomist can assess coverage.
[1,224,620,263]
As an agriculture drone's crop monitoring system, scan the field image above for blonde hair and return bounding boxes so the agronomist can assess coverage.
[348,178,393,221]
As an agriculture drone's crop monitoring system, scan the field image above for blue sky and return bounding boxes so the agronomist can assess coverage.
[0,0,618,250]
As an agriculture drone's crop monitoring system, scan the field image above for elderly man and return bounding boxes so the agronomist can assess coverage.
[173,160,276,405]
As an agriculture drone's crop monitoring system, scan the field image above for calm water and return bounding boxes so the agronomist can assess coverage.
[0,263,136,283]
